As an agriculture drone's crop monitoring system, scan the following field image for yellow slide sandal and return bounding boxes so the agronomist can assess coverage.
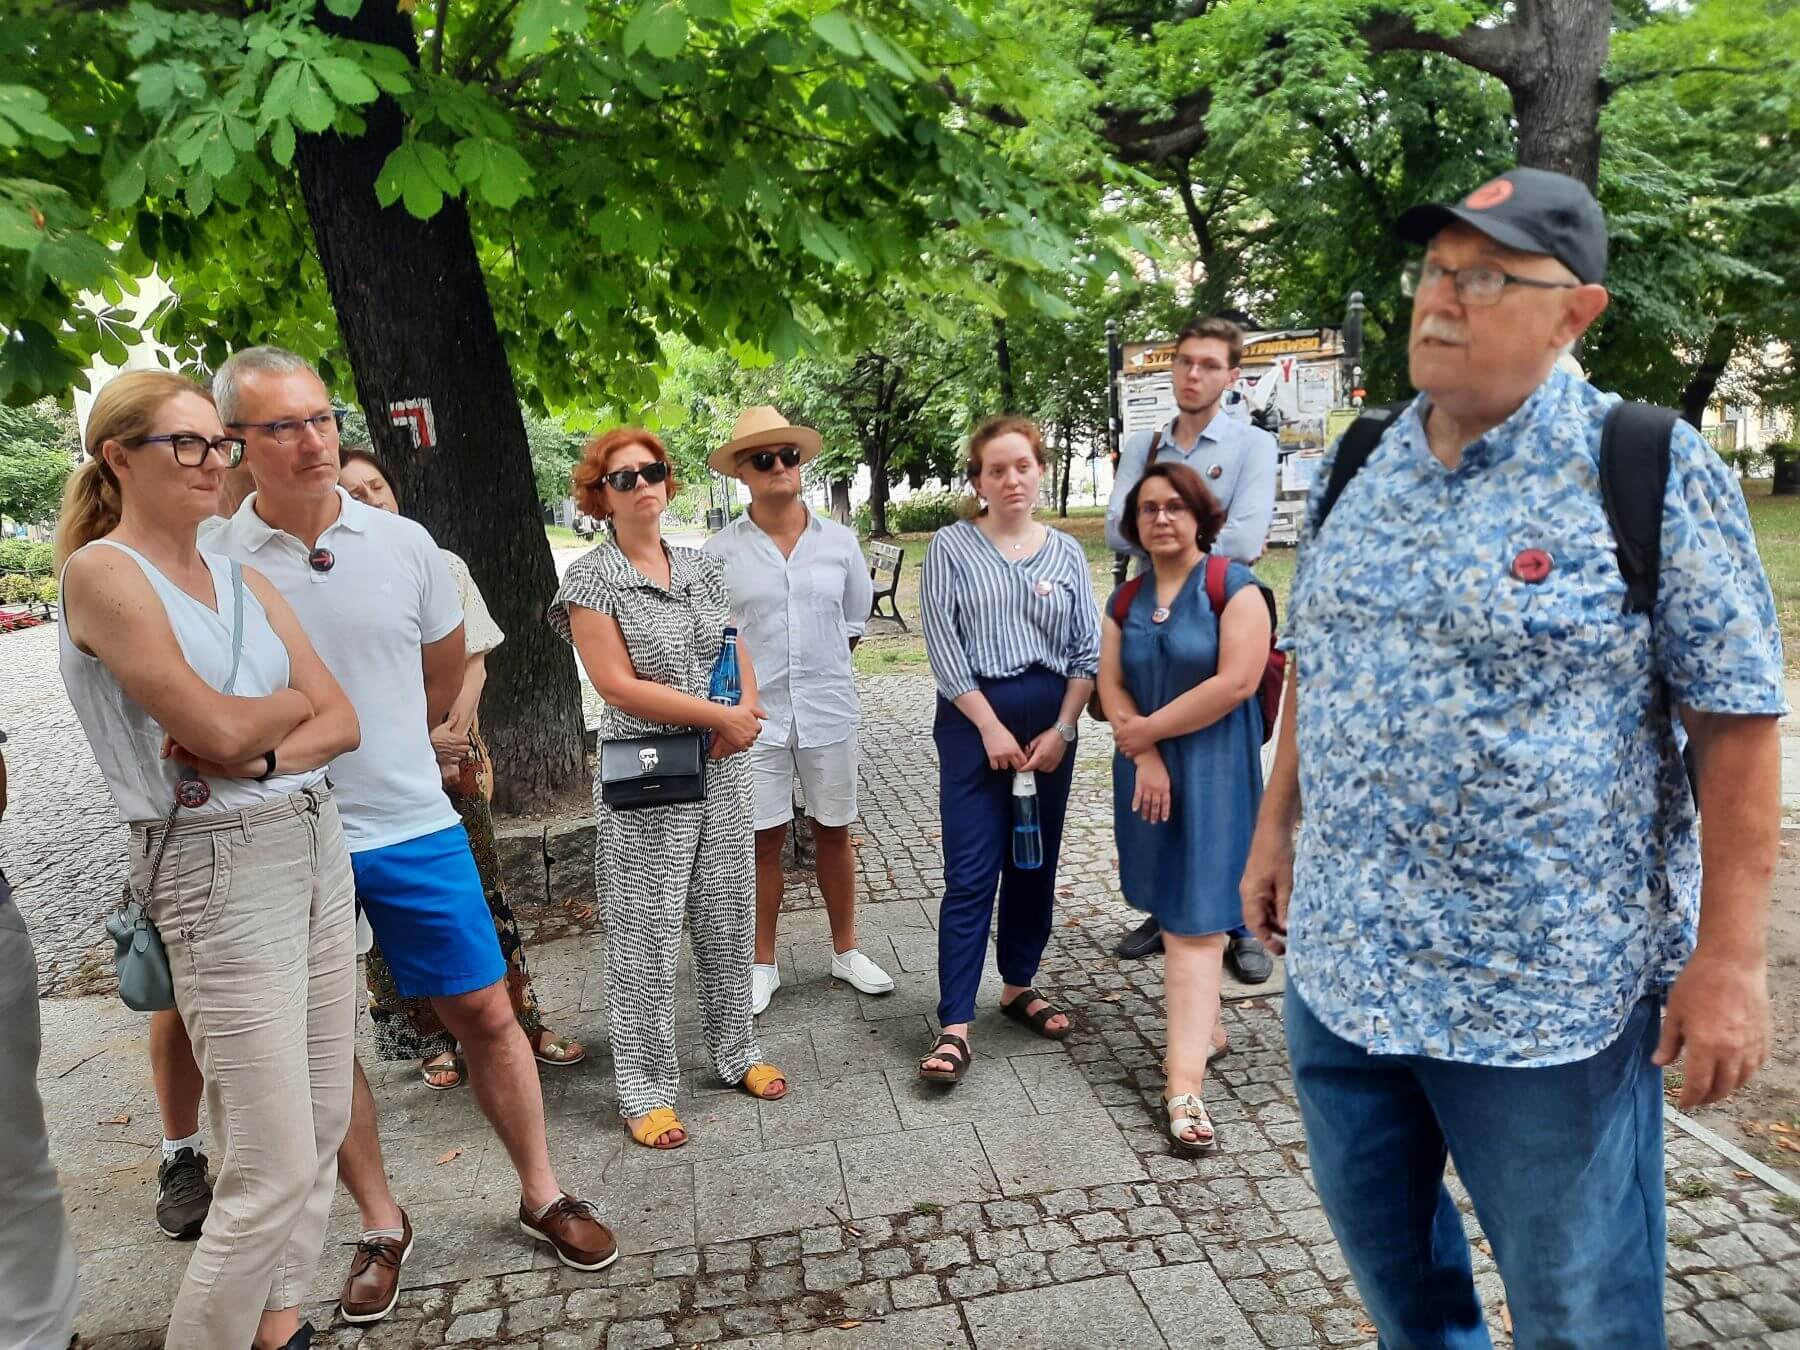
[627,1107,687,1149]
[741,1063,787,1100]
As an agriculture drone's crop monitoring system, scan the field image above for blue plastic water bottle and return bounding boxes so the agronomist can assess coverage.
[1011,770,1044,870]
[704,627,742,752]
[709,626,742,707]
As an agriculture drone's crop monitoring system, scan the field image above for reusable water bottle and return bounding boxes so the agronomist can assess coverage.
[1011,770,1045,870]
[704,626,742,751]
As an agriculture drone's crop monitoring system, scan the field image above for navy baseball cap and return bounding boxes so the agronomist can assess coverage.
[1397,167,1607,284]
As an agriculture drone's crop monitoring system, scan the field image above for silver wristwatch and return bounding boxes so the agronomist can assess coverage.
[1053,720,1078,744]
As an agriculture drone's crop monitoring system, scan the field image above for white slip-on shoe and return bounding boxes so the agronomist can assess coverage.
[830,948,895,995]
[751,963,780,1015]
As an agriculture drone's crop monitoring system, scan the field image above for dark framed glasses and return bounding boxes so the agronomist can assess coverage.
[603,460,670,493]
[1401,260,1577,307]
[126,433,247,468]
[742,446,802,473]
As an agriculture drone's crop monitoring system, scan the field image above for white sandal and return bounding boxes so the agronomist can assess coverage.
[1165,1092,1216,1154]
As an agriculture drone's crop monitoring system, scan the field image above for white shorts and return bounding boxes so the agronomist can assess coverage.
[749,728,859,832]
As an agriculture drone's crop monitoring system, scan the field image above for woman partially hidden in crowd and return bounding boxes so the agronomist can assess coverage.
[549,428,786,1149]
[1098,463,1270,1152]
[917,416,1100,1084]
[56,370,360,1350]
[336,448,584,1090]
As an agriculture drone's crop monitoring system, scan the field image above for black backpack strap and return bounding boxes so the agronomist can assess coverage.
[1315,403,1406,533]
[1598,402,1680,616]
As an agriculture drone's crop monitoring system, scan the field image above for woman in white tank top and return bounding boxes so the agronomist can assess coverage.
[55,371,360,1350]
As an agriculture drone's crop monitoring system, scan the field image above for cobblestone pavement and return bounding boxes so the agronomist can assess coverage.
[7,637,1800,1345]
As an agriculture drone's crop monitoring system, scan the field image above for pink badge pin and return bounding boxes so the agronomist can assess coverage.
[1511,548,1553,584]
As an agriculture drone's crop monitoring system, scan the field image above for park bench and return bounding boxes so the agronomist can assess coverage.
[867,541,907,629]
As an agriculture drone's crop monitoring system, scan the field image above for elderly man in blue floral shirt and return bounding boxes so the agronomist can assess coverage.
[1242,167,1784,1350]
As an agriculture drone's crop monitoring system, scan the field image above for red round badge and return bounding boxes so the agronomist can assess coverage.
[1464,178,1514,210]
[1511,548,1553,584]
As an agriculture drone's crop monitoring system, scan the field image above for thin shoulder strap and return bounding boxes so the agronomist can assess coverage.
[221,561,247,695]
[1598,402,1679,616]
[1316,403,1405,533]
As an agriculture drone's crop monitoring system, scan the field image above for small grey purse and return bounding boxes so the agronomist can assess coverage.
[106,561,246,1012]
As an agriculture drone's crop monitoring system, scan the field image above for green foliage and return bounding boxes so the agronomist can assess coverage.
[0,539,54,573]
[35,575,57,603]
[853,490,963,535]
[0,0,1131,408]
[0,398,77,524]
[526,412,588,509]
[0,572,37,604]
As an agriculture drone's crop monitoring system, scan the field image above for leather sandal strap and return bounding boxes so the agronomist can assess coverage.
[630,1107,685,1146]
[742,1063,786,1098]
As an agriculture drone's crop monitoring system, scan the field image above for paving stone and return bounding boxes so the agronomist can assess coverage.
[501,1271,559,1301]
[1125,1205,1181,1237]
[1049,1247,1105,1282]
[962,1274,1162,1348]
[1132,1261,1261,1348]
[993,1252,1050,1290]
[757,1235,801,1266]
[566,1289,617,1320]
[695,1142,847,1245]
[619,1281,681,1317]
[803,1251,865,1292]
[607,1320,675,1350]
[947,1265,1002,1298]
[891,1274,942,1309]
[447,1309,503,1343]
[507,1295,567,1336]
[1072,1211,1127,1242]
[839,1125,1000,1218]
[975,1109,1146,1197]
[919,1236,973,1271]
[706,1242,753,1273]
[752,1264,803,1301]
[866,1246,915,1279]
[1252,1312,1318,1347]
[673,1313,723,1343]
[694,1275,749,1309]
[983,1200,1039,1228]
[793,1305,970,1349]
[1696,1298,1772,1340]
[842,1280,894,1317]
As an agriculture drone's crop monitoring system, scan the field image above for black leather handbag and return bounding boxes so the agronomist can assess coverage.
[598,732,706,810]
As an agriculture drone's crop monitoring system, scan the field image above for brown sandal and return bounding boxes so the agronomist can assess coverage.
[919,1032,971,1084]
[999,988,1072,1040]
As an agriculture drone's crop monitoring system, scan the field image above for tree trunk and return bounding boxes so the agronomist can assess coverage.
[1509,0,1611,188]
[1680,323,1738,431]
[1057,421,1074,517]
[995,318,1015,413]
[295,0,585,814]
[867,443,892,536]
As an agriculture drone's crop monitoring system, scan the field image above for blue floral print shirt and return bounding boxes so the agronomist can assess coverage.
[1282,367,1785,1067]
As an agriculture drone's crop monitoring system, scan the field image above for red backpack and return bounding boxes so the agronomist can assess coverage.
[1108,556,1285,743]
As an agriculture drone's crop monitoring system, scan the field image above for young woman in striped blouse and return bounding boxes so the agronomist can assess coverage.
[917,417,1102,1084]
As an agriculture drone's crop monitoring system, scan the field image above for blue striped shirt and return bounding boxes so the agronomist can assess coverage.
[920,520,1101,701]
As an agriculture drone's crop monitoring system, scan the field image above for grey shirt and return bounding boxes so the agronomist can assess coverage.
[1105,412,1278,563]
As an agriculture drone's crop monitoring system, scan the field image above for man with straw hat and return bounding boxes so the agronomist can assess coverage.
[704,407,893,1014]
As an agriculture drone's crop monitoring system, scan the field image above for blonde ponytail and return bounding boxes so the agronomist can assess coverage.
[55,369,213,568]
[53,459,122,569]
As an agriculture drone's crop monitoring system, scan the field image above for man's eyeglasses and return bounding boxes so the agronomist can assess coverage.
[126,433,247,468]
[603,460,670,493]
[1136,500,1193,521]
[230,410,347,447]
[1402,260,1578,308]
[741,446,802,473]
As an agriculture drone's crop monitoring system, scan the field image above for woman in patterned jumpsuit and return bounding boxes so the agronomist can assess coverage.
[549,428,787,1149]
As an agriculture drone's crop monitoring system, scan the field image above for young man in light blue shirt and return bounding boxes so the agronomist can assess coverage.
[1105,318,1278,977]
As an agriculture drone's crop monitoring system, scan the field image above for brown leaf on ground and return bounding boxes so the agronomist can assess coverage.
[1355,1323,1377,1336]
[99,1114,129,1126]
[1770,1121,1794,1134]
[1735,1170,1754,1179]
[833,1321,863,1330]
[436,1147,464,1166]
[1776,1137,1800,1154]
[1500,1302,1513,1334]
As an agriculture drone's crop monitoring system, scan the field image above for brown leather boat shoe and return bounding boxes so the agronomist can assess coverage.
[518,1194,618,1271]
[338,1210,413,1324]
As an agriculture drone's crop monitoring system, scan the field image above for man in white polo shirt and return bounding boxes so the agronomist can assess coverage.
[203,347,615,1322]
[703,407,893,1014]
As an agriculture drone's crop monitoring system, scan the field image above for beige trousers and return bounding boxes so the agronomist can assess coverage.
[135,789,356,1350]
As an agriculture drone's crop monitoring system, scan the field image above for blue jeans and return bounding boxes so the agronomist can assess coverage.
[1286,991,1666,1350]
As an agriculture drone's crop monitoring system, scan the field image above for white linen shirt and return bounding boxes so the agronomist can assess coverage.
[702,507,872,748]
[206,487,464,852]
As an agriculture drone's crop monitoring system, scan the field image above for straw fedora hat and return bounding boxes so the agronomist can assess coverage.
[709,406,824,475]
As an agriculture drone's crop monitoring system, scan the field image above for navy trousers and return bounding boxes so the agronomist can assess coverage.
[932,667,1076,1027]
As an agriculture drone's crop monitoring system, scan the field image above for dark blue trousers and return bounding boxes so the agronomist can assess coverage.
[932,667,1076,1027]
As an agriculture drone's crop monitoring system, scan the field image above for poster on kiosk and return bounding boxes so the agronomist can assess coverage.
[1116,327,1352,547]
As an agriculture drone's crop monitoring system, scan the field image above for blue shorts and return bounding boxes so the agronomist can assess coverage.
[351,824,505,1000]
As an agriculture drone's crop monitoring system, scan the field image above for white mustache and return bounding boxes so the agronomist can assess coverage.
[1417,316,1469,345]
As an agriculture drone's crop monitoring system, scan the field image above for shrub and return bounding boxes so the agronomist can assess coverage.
[0,540,53,574]
[36,576,58,604]
[1,573,36,605]
[888,492,965,534]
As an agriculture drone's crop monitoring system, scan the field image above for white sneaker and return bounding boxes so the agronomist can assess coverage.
[751,963,780,1015]
[830,948,895,995]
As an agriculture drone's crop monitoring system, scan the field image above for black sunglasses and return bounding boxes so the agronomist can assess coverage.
[603,460,670,492]
[742,446,802,473]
